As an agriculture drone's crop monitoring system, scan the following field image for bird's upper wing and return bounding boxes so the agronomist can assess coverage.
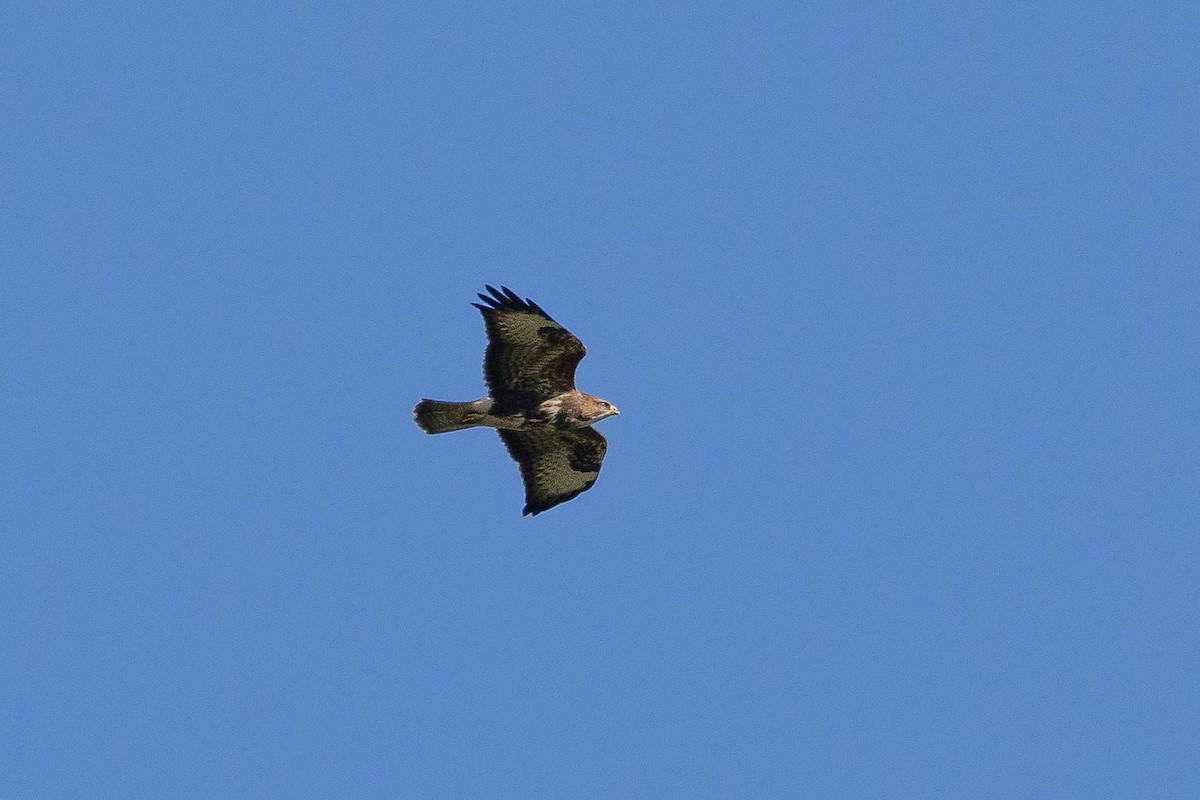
[497,426,607,516]
[473,285,586,404]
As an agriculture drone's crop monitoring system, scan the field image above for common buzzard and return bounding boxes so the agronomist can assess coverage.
[414,285,619,515]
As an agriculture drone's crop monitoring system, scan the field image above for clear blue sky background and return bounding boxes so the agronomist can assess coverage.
[5,3,1198,797]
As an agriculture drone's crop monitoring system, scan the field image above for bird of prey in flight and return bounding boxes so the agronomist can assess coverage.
[414,285,619,515]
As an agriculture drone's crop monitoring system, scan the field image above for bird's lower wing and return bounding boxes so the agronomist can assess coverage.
[497,427,607,515]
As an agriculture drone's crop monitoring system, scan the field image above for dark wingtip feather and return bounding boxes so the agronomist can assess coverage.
[472,285,554,321]
[471,285,501,311]
[520,481,595,516]
[524,499,551,516]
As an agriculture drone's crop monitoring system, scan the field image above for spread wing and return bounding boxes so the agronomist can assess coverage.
[498,427,607,516]
[473,285,587,407]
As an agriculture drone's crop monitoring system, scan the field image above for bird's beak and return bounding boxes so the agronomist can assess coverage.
[611,406,620,416]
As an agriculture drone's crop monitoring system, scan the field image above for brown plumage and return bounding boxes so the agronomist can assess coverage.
[414,286,619,516]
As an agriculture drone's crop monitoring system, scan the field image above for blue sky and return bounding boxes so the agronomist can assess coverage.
[5,2,1198,796]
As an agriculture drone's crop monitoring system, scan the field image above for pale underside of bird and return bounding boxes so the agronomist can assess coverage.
[414,285,619,516]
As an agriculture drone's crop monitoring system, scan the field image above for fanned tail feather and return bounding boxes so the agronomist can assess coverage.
[413,398,490,434]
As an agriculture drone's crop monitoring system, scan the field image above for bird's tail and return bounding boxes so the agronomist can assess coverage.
[413,398,492,434]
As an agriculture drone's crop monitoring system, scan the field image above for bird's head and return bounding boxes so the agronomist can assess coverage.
[589,398,620,423]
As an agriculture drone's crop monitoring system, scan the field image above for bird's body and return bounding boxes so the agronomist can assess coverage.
[414,389,613,433]
[414,286,618,515]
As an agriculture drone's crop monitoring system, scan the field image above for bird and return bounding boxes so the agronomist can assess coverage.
[414,285,619,516]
